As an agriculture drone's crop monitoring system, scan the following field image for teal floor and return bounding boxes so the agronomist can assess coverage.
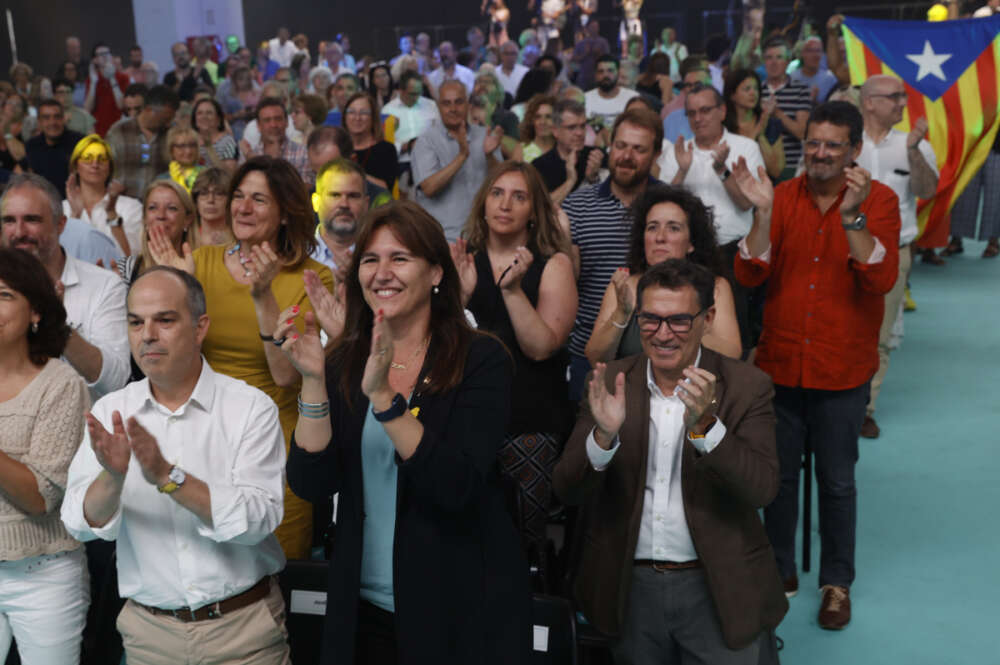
[777,240,1000,664]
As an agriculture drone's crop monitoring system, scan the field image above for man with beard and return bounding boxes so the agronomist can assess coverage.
[562,107,662,401]
[106,85,179,198]
[584,55,639,132]
[164,41,214,103]
[426,41,476,98]
[733,102,900,630]
[304,126,391,208]
[123,45,145,85]
[309,158,369,283]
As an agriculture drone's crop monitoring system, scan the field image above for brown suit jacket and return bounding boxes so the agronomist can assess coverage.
[552,347,788,650]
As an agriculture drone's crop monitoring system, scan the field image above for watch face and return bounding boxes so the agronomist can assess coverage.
[169,467,186,485]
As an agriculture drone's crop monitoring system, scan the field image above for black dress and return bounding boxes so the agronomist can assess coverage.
[354,140,399,191]
[287,335,532,665]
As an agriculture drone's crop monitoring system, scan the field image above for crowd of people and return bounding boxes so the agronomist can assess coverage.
[0,1,997,663]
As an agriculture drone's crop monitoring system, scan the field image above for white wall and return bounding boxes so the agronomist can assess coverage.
[133,0,245,81]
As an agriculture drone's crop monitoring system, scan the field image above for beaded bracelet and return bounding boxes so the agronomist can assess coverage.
[297,395,330,419]
[610,318,629,329]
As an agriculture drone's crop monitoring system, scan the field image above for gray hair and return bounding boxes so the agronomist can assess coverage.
[553,99,586,126]
[1,173,64,224]
[129,266,207,321]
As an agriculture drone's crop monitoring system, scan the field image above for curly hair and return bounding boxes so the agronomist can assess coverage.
[627,184,722,275]
[517,94,556,143]
[0,248,70,365]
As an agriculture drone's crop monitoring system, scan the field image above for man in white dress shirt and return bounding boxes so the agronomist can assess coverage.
[856,75,938,438]
[62,266,290,664]
[426,41,476,98]
[496,41,529,97]
[268,27,298,68]
[0,174,129,401]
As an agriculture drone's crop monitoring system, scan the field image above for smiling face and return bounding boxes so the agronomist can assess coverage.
[38,104,66,140]
[609,122,657,189]
[344,97,374,136]
[333,77,358,111]
[803,121,860,183]
[532,104,554,141]
[485,171,532,239]
[358,225,442,324]
[170,136,200,168]
[258,104,287,143]
[144,185,191,247]
[128,270,208,382]
[637,284,712,376]
[685,88,725,142]
[194,100,220,133]
[229,170,282,247]
[643,201,693,266]
[0,278,38,349]
[0,186,65,268]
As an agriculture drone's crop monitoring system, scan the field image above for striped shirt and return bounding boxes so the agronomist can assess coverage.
[563,177,662,358]
[765,78,812,169]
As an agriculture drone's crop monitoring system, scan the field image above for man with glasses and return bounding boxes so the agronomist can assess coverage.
[733,101,901,630]
[662,57,712,143]
[54,78,96,135]
[856,75,937,439]
[533,99,604,204]
[658,82,763,350]
[554,258,786,665]
[164,41,214,103]
[761,37,811,180]
[25,99,85,198]
[106,85,179,198]
[84,43,131,136]
[790,37,838,106]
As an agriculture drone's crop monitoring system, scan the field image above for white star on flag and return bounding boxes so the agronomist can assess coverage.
[906,40,952,81]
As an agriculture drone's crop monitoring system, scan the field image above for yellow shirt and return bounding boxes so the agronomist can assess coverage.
[194,244,334,558]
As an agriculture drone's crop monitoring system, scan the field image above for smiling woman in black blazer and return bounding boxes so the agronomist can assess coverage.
[276,200,531,665]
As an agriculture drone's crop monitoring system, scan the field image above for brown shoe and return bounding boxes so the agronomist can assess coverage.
[860,416,880,439]
[818,585,851,630]
[921,249,946,265]
[783,574,799,598]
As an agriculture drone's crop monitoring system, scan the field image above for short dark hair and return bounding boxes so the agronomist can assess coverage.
[636,259,716,313]
[762,37,790,57]
[679,56,707,79]
[611,107,664,152]
[36,98,64,115]
[398,70,423,91]
[52,78,74,92]
[307,125,353,156]
[596,54,619,70]
[537,54,563,76]
[295,93,329,126]
[685,82,724,107]
[124,83,148,99]
[91,42,109,57]
[128,265,207,320]
[628,184,722,274]
[256,96,287,120]
[553,98,585,126]
[0,248,70,365]
[191,97,226,131]
[129,44,143,53]
[806,101,864,146]
[316,157,367,189]
[145,84,179,110]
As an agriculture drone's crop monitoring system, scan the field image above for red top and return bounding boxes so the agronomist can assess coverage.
[734,175,900,391]
[87,72,131,136]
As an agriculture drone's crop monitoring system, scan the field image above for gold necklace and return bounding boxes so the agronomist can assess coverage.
[390,336,429,371]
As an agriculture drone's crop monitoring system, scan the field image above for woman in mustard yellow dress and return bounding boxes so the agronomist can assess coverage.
[151,155,334,559]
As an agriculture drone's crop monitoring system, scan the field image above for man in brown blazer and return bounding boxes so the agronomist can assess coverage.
[554,259,788,664]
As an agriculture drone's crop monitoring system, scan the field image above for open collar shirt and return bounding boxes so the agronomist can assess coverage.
[61,360,287,610]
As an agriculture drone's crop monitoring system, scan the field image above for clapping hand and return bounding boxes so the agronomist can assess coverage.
[674,135,694,174]
[732,156,774,210]
[611,267,635,318]
[65,174,85,218]
[126,417,171,487]
[907,117,929,150]
[483,125,504,155]
[674,367,718,431]
[584,148,603,182]
[361,309,394,401]
[303,269,346,341]
[589,362,626,449]
[498,246,533,292]
[710,141,730,174]
[245,242,282,298]
[106,180,126,211]
[276,309,326,380]
[449,238,477,306]
[86,411,131,480]
[147,225,194,273]
[840,165,871,218]
[761,93,777,117]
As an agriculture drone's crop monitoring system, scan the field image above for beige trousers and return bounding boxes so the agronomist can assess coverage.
[116,578,291,665]
[867,244,912,416]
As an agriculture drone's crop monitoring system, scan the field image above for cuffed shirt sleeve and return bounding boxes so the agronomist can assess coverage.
[585,429,621,471]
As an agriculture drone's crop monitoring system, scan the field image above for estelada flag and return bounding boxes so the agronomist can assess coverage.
[842,15,1000,247]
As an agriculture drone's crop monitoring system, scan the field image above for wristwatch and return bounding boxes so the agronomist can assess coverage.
[373,393,408,422]
[107,214,122,227]
[157,466,187,494]
[842,212,867,231]
[718,168,731,182]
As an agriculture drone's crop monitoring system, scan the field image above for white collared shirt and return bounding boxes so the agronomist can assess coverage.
[382,97,441,155]
[858,128,937,246]
[427,64,476,97]
[60,252,130,401]
[62,195,144,256]
[586,351,727,562]
[657,128,765,244]
[61,360,287,610]
[496,63,529,97]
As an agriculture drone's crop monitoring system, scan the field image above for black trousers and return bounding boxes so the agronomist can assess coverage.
[355,600,398,665]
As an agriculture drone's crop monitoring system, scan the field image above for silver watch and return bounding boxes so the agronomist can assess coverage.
[842,213,867,231]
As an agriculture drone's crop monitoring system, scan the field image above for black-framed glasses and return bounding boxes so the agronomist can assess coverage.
[636,308,707,335]
[870,92,907,103]
[684,104,721,118]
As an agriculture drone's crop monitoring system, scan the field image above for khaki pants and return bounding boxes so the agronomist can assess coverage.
[116,579,291,665]
[867,244,912,416]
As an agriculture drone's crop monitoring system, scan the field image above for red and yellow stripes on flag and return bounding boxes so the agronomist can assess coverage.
[844,27,1000,247]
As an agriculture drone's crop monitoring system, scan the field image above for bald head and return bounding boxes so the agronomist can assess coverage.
[860,74,906,128]
[860,74,902,100]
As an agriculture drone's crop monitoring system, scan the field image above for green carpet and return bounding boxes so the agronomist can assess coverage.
[776,240,1000,663]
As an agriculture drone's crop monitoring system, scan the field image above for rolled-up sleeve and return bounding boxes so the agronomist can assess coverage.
[85,276,130,397]
[196,394,286,545]
[61,404,123,542]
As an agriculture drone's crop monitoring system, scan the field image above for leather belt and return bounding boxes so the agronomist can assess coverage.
[634,559,702,571]
[135,577,270,622]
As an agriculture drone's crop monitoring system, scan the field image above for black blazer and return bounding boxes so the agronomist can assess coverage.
[287,335,532,665]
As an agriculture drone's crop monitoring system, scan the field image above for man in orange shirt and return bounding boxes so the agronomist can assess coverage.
[732,101,900,631]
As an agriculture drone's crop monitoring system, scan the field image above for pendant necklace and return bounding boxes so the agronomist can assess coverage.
[390,336,430,371]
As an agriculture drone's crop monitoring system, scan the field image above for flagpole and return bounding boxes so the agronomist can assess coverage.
[6,10,17,64]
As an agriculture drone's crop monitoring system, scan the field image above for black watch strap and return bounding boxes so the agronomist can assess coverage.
[373,393,408,422]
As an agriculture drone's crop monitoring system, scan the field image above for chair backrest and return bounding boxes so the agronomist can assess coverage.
[277,560,329,665]
[531,593,578,665]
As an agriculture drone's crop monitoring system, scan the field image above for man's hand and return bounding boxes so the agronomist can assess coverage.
[126,417,172,487]
[675,367,718,431]
[840,165,871,219]
[761,93,777,117]
[589,362,626,449]
[674,135,694,174]
[584,148,603,182]
[483,125,504,155]
[86,411,131,480]
[450,123,470,156]
[710,141,730,174]
[732,156,774,210]
[907,117,929,150]
[564,149,579,184]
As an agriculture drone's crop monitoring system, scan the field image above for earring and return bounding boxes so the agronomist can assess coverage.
[31,321,38,333]
[432,285,440,294]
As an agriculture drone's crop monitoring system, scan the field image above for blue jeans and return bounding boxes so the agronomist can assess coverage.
[567,353,592,404]
[764,382,869,589]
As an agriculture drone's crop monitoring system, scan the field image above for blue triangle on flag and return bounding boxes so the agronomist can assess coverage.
[844,15,1000,101]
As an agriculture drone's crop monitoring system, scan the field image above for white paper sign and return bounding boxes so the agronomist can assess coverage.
[290,589,327,616]
[533,624,550,652]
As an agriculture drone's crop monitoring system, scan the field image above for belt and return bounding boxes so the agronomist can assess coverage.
[634,559,702,571]
[135,577,270,622]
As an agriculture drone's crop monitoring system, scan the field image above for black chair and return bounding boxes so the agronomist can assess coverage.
[276,560,329,665]
[531,594,578,665]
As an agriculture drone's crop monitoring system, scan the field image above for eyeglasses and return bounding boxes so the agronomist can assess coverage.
[636,308,707,335]
[869,92,907,103]
[684,104,721,118]
[173,142,199,150]
[345,109,372,117]
[804,139,851,153]
[78,155,109,164]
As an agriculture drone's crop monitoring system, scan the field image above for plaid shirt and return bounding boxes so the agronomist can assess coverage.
[106,118,169,199]
[241,138,312,184]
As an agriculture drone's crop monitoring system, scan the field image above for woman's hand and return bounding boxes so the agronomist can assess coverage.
[65,174,85,218]
[106,180,125,214]
[361,309,394,402]
[498,246,533,293]
[246,241,282,298]
[303,269,346,341]
[449,238,477,306]
[611,267,635,319]
[148,225,194,273]
[276,309,326,380]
